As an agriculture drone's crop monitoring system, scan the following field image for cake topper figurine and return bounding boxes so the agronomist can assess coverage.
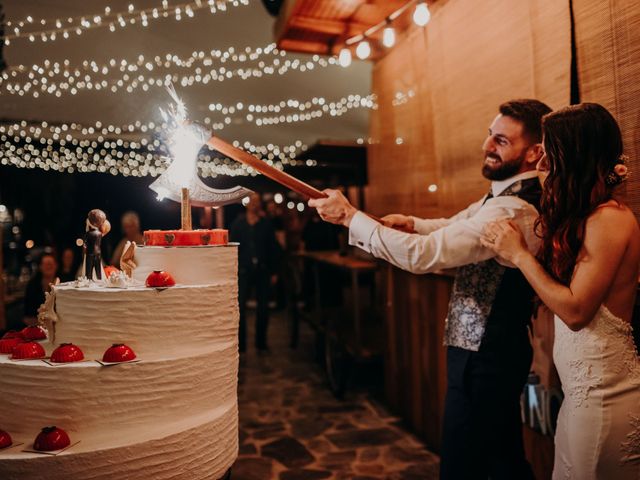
[83,209,111,281]
[37,284,59,342]
[120,241,137,278]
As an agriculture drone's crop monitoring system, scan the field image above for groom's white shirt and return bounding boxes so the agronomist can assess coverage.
[348,170,541,273]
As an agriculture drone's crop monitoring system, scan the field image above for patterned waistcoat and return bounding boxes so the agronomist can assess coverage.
[444,177,542,352]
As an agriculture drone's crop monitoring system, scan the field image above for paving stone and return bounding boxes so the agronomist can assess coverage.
[358,447,380,462]
[316,404,366,414]
[305,438,334,454]
[327,428,402,449]
[384,445,436,464]
[290,417,333,439]
[355,463,385,475]
[262,436,315,468]
[239,443,257,455]
[231,457,273,480]
[279,469,332,480]
[318,450,356,469]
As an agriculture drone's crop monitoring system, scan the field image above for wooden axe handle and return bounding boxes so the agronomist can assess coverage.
[207,136,415,233]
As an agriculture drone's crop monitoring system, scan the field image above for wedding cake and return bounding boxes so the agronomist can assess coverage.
[0,240,239,479]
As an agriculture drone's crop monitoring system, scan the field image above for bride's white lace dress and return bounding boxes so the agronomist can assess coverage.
[553,305,640,479]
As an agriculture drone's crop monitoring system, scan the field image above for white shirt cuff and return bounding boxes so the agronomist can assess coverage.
[348,211,379,253]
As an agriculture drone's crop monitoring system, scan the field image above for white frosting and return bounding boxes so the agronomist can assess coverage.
[0,403,237,480]
[0,343,237,438]
[132,244,237,286]
[52,283,238,358]
[0,245,239,480]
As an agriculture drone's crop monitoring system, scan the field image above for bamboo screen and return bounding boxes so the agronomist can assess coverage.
[573,0,640,221]
[367,0,571,217]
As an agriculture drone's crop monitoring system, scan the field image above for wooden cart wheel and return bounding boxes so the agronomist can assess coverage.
[324,329,353,399]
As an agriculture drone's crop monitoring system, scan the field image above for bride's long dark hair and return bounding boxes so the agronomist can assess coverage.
[536,103,624,285]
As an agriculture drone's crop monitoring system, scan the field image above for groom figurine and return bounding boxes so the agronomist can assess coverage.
[310,99,551,479]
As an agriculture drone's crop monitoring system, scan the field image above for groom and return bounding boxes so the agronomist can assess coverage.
[309,99,551,479]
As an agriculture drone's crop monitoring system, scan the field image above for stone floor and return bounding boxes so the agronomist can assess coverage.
[231,311,439,480]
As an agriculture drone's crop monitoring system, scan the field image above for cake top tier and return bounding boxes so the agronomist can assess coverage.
[133,243,237,286]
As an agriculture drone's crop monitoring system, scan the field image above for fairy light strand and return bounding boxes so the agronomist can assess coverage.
[1,55,339,98]
[3,0,250,46]
[0,123,312,178]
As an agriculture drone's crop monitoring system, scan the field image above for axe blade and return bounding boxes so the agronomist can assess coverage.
[149,173,252,208]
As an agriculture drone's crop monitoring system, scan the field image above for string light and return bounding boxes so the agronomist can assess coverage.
[1,54,339,97]
[3,0,249,46]
[0,122,313,178]
[338,48,352,68]
[0,92,374,146]
[355,40,371,60]
[338,0,430,66]
[413,2,431,27]
[382,26,396,48]
[3,43,280,79]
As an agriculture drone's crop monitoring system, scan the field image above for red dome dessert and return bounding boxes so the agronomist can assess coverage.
[102,343,137,363]
[103,265,120,278]
[0,337,23,354]
[50,343,85,363]
[2,330,24,340]
[33,426,70,452]
[21,326,47,341]
[0,429,12,449]
[11,341,46,360]
[145,270,176,288]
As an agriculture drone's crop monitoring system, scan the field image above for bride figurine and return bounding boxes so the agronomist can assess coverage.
[482,103,640,479]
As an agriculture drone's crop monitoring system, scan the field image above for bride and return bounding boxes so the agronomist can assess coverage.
[481,103,640,479]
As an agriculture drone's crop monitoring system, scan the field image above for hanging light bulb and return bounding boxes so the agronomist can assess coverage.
[413,2,431,27]
[382,26,396,48]
[338,48,352,67]
[355,40,371,60]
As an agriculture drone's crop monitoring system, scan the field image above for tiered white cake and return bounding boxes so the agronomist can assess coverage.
[0,244,239,480]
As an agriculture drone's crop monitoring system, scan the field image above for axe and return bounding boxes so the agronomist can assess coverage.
[206,135,415,233]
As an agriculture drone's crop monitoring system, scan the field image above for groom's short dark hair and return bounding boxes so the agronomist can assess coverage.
[499,99,552,143]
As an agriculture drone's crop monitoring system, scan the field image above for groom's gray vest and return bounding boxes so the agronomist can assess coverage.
[444,177,542,352]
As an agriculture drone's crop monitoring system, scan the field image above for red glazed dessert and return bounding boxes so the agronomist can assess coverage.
[145,270,176,288]
[33,426,70,451]
[2,330,24,340]
[11,341,46,360]
[102,343,137,363]
[50,343,85,363]
[0,337,23,354]
[0,429,12,449]
[144,229,228,246]
[21,326,47,341]
[103,265,120,278]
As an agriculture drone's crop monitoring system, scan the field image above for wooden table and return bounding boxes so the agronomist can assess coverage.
[293,250,383,396]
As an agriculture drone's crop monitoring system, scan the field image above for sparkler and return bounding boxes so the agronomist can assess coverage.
[149,85,251,229]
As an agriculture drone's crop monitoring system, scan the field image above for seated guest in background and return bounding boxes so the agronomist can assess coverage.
[230,193,281,353]
[23,253,58,326]
[57,247,78,283]
[111,211,144,266]
[482,103,640,480]
[310,99,551,480]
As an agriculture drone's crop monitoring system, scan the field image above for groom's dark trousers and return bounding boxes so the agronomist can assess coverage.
[440,297,535,479]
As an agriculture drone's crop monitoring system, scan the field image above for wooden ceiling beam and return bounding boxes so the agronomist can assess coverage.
[287,15,370,37]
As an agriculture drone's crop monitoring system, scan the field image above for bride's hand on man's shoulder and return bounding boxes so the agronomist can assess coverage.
[480,219,529,263]
[381,214,415,231]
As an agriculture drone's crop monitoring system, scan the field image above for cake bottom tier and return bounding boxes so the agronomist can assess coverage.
[0,402,238,480]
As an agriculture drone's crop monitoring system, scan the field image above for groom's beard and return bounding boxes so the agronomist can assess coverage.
[481,151,525,181]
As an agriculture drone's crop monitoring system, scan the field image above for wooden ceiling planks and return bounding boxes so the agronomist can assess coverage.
[275,0,409,56]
